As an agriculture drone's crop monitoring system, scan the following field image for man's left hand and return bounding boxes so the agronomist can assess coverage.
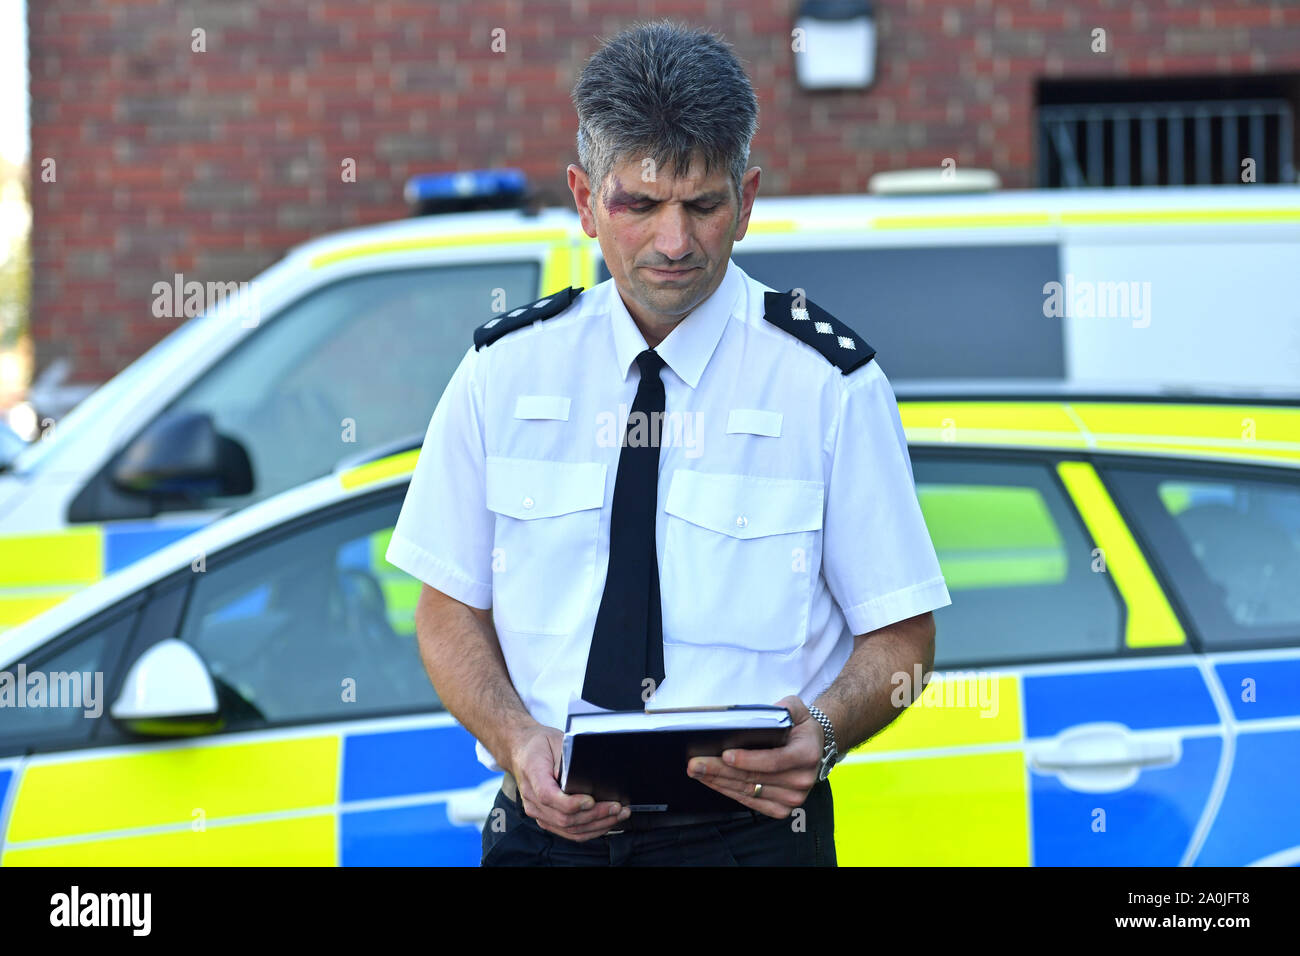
[685,695,824,819]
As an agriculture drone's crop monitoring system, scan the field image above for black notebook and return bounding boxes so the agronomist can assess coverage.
[560,705,793,813]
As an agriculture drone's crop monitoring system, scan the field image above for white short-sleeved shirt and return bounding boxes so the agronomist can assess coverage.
[386,258,952,770]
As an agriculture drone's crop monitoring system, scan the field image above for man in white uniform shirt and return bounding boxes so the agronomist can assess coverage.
[385,21,951,866]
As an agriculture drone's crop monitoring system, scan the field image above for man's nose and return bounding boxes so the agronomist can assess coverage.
[653,204,693,262]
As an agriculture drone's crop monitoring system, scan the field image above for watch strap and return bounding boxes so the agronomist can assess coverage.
[808,703,837,777]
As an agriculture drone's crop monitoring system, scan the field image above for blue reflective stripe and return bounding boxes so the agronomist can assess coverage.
[104,522,208,574]
[342,725,494,802]
[1030,735,1220,865]
[1215,658,1300,721]
[1194,730,1300,865]
[0,767,10,816]
[340,804,482,866]
[1023,667,1218,737]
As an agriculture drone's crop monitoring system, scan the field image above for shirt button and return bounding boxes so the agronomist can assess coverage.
[735,515,748,529]
[522,496,535,510]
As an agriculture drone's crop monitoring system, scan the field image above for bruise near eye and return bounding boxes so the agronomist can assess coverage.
[603,180,640,216]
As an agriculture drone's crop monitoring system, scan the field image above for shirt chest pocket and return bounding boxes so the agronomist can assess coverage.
[486,457,607,635]
[662,470,824,653]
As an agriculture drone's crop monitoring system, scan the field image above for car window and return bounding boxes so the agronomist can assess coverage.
[913,457,1124,667]
[0,605,139,755]
[176,493,439,726]
[160,261,538,512]
[1106,466,1300,648]
[597,244,1063,380]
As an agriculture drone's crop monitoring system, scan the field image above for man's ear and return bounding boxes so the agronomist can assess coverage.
[732,166,762,242]
[567,164,599,238]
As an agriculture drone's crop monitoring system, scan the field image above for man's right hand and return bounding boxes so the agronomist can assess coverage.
[507,724,631,842]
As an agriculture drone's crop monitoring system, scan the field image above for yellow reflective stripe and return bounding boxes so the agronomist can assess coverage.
[745,219,799,233]
[1073,402,1300,442]
[0,528,103,587]
[579,240,600,288]
[8,736,339,842]
[1061,208,1300,225]
[3,814,336,866]
[898,401,1088,448]
[905,428,1089,449]
[1056,461,1185,648]
[871,208,1300,231]
[833,750,1029,865]
[1090,439,1300,466]
[851,673,1020,753]
[899,401,1081,434]
[542,241,574,294]
[874,212,1053,230]
[1071,403,1300,464]
[309,230,570,269]
[0,593,74,628]
[898,400,1300,464]
[339,449,420,491]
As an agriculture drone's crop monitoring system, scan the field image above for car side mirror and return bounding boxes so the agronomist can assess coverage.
[111,410,253,499]
[110,639,223,736]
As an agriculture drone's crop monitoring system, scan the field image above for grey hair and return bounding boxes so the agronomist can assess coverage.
[572,20,759,204]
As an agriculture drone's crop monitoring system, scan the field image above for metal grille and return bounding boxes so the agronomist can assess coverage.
[1038,99,1296,187]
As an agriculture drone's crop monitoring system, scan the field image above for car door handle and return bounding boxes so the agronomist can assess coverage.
[1033,736,1179,770]
[1029,722,1181,792]
[445,777,505,826]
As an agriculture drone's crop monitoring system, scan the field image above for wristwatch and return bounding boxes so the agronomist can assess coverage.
[807,704,838,780]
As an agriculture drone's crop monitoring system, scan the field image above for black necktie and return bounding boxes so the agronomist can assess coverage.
[582,349,667,710]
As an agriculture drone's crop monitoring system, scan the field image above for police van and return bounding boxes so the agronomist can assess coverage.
[0,391,1296,865]
[1,170,1298,630]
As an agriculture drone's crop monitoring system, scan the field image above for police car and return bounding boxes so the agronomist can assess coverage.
[0,388,1296,866]
[2,173,1299,633]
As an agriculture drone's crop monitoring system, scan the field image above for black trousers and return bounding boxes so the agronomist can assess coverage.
[480,778,836,866]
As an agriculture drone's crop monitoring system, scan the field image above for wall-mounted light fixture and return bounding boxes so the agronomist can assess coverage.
[793,0,877,91]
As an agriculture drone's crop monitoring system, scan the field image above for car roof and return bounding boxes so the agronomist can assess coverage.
[282,206,585,268]
[283,183,1300,268]
[896,392,1300,467]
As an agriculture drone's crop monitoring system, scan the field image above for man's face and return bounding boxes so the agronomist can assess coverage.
[568,154,760,341]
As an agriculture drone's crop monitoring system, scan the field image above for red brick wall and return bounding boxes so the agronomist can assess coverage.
[27,0,1300,384]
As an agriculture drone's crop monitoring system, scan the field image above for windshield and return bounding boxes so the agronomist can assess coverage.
[8,312,209,477]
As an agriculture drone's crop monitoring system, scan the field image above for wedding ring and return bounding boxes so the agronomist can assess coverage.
[753,782,763,798]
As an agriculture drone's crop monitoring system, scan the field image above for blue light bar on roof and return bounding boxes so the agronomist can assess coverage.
[404,169,529,214]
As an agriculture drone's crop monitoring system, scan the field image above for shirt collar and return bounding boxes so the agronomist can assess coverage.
[608,259,742,388]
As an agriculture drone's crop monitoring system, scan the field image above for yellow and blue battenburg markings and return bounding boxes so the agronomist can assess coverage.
[831,662,1234,866]
[1022,665,1222,866]
[338,724,496,866]
[1194,655,1300,866]
[3,735,340,865]
[1,723,497,866]
[0,521,208,631]
[831,674,1029,866]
